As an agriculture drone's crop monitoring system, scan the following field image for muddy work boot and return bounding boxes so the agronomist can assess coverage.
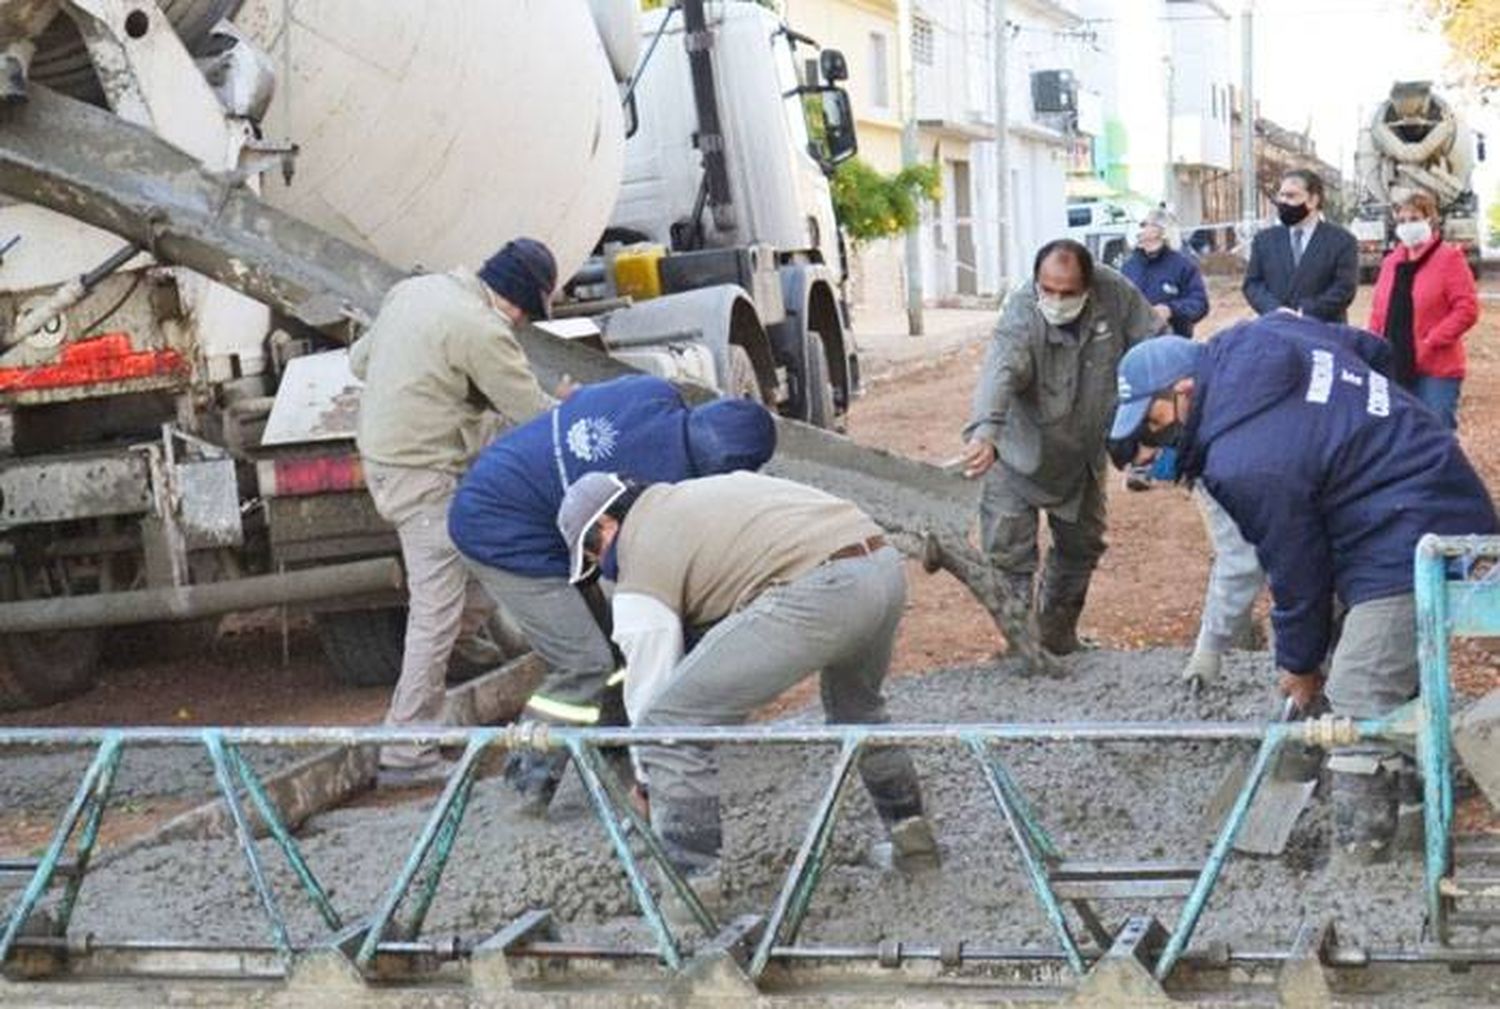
[1329,766,1398,865]
[993,574,1062,677]
[1180,648,1222,693]
[503,749,572,817]
[869,815,941,873]
[1036,569,1096,657]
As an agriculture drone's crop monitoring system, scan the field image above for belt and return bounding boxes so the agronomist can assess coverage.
[827,534,888,563]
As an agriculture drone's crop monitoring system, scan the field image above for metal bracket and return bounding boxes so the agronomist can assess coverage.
[1067,916,1173,1008]
[1276,919,1337,1008]
[470,909,561,990]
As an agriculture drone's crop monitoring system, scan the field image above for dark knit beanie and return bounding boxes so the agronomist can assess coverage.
[478,237,557,321]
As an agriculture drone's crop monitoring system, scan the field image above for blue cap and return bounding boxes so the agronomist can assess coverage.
[1109,336,1205,441]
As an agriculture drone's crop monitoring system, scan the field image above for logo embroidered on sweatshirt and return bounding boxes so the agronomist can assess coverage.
[566,416,619,462]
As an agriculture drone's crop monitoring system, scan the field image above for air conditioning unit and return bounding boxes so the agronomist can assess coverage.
[1031,70,1077,115]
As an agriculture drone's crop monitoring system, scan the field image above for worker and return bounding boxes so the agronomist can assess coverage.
[1108,321,1498,863]
[1242,168,1358,324]
[1120,208,1210,338]
[448,374,776,815]
[1367,190,1480,429]
[556,470,938,889]
[351,238,558,786]
[960,238,1159,673]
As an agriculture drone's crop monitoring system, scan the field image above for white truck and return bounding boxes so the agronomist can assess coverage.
[0,0,866,705]
[1350,80,1485,280]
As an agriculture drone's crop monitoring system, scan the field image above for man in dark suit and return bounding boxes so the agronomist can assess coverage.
[1243,169,1358,324]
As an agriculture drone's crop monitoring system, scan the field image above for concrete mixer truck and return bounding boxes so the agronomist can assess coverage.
[0,0,867,706]
[1350,80,1485,279]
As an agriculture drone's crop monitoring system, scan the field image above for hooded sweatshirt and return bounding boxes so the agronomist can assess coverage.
[1120,246,1209,337]
[449,374,776,577]
[1180,313,1497,674]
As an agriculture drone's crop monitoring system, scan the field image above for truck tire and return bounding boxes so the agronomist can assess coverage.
[316,607,528,689]
[727,345,761,400]
[0,629,103,711]
[803,335,837,429]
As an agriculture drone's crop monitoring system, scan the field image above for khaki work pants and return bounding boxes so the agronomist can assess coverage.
[364,462,494,769]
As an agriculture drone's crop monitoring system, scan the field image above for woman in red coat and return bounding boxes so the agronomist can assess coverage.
[1367,191,1480,429]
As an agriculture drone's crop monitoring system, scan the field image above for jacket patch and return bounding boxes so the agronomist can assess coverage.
[1306,349,1334,404]
[1367,372,1390,418]
[567,416,620,462]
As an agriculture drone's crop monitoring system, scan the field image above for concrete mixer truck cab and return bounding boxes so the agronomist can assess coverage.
[580,0,861,428]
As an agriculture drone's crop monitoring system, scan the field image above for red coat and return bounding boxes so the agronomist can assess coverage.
[1367,239,1479,379]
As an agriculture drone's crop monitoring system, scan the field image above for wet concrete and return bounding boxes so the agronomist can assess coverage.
[40,649,1432,954]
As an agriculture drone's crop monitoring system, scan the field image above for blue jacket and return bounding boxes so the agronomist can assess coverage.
[449,375,776,577]
[1180,313,1497,674]
[1121,248,1209,337]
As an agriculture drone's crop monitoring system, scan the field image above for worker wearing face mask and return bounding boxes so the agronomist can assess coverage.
[1243,168,1359,324]
[1121,208,1210,338]
[1367,191,1479,429]
[959,239,1159,675]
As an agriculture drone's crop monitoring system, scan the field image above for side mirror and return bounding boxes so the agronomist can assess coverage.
[820,48,848,83]
[800,86,858,174]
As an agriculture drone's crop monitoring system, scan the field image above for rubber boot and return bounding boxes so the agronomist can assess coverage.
[651,796,726,928]
[503,748,572,818]
[1036,573,1094,657]
[860,747,939,872]
[993,573,1061,678]
[1393,760,1425,853]
[1180,648,1222,692]
[1329,766,1397,865]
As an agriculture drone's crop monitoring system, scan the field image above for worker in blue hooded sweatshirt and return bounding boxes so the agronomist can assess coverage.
[1107,315,1498,865]
[449,374,776,814]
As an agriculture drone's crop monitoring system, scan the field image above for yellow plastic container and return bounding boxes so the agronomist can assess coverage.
[613,244,667,301]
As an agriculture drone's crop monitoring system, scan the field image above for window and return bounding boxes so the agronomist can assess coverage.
[913,15,935,66]
[869,31,891,110]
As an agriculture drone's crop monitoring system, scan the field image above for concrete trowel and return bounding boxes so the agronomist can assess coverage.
[1203,697,1323,856]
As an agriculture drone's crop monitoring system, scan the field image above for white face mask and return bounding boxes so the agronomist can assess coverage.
[1395,219,1433,248]
[1037,291,1089,326]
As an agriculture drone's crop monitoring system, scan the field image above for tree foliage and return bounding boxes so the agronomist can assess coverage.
[831,158,943,244]
[1422,0,1500,88]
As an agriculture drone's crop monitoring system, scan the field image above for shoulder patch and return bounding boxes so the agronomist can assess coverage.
[1366,372,1391,418]
[1306,349,1334,405]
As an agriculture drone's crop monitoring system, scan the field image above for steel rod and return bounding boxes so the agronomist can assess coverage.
[1156,725,1284,980]
[228,744,342,932]
[401,754,480,943]
[203,732,291,957]
[0,717,1399,749]
[0,733,122,963]
[567,738,687,970]
[1416,535,1455,943]
[355,731,491,970]
[749,735,861,980]
[968,736,1086,975]
[52,736,124,933]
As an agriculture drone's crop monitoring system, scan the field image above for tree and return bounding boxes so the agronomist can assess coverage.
[830,158,943,244]
[1421,0,1500,88]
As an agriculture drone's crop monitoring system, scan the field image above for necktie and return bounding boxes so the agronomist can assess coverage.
[1292,228,1305,267]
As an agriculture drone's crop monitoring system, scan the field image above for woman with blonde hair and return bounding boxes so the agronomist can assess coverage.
[1368,191,1479,428]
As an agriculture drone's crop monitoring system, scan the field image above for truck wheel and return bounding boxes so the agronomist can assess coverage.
[803,336,837,429]
[0,629,103,711]
[727,345,762,401]
[315,608,406,688]
[316,607,528,688]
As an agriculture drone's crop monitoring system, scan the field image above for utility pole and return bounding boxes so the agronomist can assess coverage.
[1239,0,1257,229]
[897,0,924,336]
[1163,54,1175,208]
[992,0,1010,293]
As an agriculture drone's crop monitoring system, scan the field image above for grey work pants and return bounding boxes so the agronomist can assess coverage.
[1324,593,1419,771]
[365,462,494,769]
[464,561,618,722]
[1193,488,1265,655]
[978,466,1107,606]
[634,547,922,827]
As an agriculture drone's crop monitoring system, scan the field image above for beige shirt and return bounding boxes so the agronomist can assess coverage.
[350,270,551,473]
[614,472,881,627]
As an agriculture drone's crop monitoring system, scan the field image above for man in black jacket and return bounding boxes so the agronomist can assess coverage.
[1242,169,1358,324]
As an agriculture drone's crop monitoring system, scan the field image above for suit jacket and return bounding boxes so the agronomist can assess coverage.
[1242,220,1359,324]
